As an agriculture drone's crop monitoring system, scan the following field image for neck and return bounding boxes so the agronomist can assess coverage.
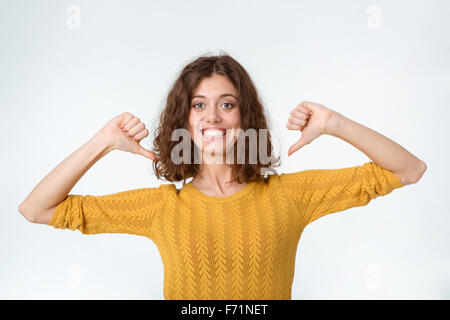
[191,153,243,195]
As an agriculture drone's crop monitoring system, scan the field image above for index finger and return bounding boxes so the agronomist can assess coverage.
[120,113,134,128]
[295,103,309,115]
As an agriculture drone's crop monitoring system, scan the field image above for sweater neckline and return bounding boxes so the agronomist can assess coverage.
[183,180,257,202]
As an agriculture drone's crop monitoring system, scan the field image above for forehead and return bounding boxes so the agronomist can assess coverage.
[192,74,237,97]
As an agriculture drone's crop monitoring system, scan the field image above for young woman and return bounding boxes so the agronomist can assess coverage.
[19,54,426,300]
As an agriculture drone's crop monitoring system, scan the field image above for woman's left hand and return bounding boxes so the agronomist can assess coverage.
[286,101,335,156]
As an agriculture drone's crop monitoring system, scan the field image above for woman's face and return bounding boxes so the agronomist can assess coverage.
[188,74,241,159]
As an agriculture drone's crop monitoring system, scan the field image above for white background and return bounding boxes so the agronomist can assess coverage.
[2,0,448,299]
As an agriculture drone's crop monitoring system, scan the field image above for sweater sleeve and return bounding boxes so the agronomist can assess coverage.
[47,186,166,237]
[278,161,404,228]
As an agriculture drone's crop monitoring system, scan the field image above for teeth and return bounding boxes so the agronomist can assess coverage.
[203,129,225,137]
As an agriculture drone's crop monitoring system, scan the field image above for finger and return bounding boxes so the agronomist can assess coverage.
[296,102,313,115]
[290,110,310,120]
[127,122,145,136]
[295,104,309,115]
[288,137,309,156]
[286,122,302,130]
[133,128,149,141]
[120,113,134,128]
[288,117,306,126]
[138,146,156,161]
[123,118,139,132]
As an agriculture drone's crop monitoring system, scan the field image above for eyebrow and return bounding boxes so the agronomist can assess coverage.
[192,93,237,100]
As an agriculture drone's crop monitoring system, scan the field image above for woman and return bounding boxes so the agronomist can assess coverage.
[19,54,426,300]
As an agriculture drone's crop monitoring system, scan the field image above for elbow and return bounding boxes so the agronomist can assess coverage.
[410,160,427,184]
[18,202,38,223]
[396,160,427,186]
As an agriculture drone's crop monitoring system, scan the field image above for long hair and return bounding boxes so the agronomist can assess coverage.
[152,52,280,186]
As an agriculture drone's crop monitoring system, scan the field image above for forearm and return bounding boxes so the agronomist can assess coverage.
[19,131,113,220]
[325,111,426,185]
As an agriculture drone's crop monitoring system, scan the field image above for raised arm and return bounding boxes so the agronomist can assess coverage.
[19,112,156,224]
[286,101,426,186]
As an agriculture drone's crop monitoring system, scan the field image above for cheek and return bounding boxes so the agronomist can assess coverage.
[187,113,193,132]
[228,111,241,128]
[187,112,201,141]
[187,112,198,132]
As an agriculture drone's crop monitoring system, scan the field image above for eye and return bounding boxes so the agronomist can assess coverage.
[192,103,235,109]
[221,103,234,109]
[192,103,204,109]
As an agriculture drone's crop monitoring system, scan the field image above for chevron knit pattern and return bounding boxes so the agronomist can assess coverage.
[48,161,403,299]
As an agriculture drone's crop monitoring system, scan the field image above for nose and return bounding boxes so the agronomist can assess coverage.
[205,105,221,123]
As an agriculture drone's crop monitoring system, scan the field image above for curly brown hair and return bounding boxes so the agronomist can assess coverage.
[152,52,280,186]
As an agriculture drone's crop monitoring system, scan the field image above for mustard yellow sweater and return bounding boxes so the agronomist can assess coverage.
[48,161,403,300]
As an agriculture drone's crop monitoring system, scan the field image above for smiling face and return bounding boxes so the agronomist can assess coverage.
[188,74,241,159]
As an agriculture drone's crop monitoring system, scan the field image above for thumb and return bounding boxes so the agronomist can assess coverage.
[137,146,156,161]
[288,137,309,157]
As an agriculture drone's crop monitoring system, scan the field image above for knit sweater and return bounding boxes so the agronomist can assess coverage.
[48,161,403,300]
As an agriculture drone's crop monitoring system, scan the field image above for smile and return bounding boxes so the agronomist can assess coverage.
[202,129,227,140]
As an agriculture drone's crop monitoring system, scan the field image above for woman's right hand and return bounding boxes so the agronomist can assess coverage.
[97,112,156,160]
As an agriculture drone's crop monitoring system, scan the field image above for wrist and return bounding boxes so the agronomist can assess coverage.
[324,111,345,137]
[90,131,114,156]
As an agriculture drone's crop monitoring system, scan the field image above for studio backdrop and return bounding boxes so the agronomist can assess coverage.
[1,0,448,299]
